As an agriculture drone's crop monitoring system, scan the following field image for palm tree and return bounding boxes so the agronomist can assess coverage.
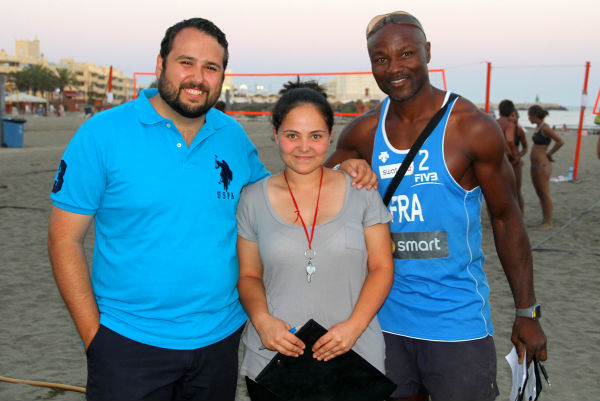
[54,67,80,101]
[9,64,56,99]
[8,69,32,92]
[25,64,56,97]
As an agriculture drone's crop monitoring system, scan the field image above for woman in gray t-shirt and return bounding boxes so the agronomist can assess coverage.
[236,81,394,399]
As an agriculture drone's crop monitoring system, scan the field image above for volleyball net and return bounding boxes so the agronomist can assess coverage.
[133,69,447,117]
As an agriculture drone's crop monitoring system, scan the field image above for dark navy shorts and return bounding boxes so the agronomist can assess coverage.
[384,333,499,401]
[85,324,244,401]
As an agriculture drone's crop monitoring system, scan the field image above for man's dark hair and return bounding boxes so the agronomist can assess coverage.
[498,99,515,117]
[160,18,229,69]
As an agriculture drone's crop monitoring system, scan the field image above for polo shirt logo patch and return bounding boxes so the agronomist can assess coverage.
[52,160,67,193]
[215,155,234,200]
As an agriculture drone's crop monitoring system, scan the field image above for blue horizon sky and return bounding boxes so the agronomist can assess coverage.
[2,0,598,108]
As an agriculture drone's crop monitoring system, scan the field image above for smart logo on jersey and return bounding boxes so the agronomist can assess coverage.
[378,151,390,163]
[391,231,449,259]
[215,155,234,200]
[379,162,414,180]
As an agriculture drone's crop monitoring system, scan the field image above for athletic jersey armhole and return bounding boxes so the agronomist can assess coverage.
[440,95,479,194]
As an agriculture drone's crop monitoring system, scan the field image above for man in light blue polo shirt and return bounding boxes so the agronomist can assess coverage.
[48,18,268,401]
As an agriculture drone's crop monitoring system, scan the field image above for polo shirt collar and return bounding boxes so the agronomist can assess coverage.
[135,89,165,125]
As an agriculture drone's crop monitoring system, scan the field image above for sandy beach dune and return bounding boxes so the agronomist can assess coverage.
[1,113,598,400]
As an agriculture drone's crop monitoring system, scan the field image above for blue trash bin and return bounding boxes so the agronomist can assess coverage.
[2,117,26,148]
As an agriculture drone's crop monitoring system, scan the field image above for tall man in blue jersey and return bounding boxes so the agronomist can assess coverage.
[326,11,547,401]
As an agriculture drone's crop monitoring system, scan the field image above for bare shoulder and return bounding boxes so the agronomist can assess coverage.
[451,97,499,134]
[448,97,505,158]
[328,103,382,164]
[541,122,562,140]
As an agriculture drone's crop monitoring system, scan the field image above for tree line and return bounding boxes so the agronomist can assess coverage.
[8,65,80,100]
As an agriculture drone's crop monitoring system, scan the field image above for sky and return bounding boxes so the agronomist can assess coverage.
[2,0,599,107]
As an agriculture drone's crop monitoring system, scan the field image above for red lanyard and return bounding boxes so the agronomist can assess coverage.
[283,166,324,250]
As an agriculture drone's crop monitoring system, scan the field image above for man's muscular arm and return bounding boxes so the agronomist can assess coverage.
[324,110,380,189]
[465,112,547,365]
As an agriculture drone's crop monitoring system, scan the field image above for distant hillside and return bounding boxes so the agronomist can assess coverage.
[476,103,568,112]
[514,103,568,111]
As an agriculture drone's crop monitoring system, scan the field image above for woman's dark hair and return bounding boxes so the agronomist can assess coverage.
[528,104,549,120]
[272,79,334,132]
[160,18,229,69]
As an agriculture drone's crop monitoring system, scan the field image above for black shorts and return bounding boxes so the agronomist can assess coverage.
[384,333,499,401]
[86,324,243,401]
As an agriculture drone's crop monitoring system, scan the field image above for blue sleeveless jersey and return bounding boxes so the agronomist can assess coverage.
[373,94,493,341]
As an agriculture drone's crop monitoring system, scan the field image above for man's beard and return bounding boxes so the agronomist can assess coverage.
[385,74,426,103]
[157,74,220,118]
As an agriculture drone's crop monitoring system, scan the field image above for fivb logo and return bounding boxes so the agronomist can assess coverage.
[379,162,414,180]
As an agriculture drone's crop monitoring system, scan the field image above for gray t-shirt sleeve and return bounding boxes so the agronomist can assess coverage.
[361,187,393,227]
[236,183,259,242]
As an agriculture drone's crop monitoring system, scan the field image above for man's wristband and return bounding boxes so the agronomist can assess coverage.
[515,304,541,320]
[332,163,341,171]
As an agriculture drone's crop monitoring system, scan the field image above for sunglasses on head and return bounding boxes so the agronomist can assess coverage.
[365,11,425,39]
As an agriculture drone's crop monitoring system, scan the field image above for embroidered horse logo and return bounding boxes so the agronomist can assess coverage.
[215,155,233,191]
[52,160,67,193]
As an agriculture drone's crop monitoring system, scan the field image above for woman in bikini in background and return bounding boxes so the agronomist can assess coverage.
[528,105,564,228]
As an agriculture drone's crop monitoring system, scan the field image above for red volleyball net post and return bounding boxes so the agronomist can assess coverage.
[592,87,600,115]
[131,70,446,117]
[572,61,591,181]
[485,62,492,114]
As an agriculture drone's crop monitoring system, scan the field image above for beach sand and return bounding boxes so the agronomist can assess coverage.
[1,113,598,400]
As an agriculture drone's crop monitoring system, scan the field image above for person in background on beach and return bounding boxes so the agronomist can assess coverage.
[236,81,393,400]
[47,17,378,401]
[214,100,226,112]
[355,99,370,114]
[497,101,519,167]
[325,11,547,400]
[528,104,564,229]
[497,100,528,213]
[497,100,518,160]
[510,109,529,215]
[511,109,528,213]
